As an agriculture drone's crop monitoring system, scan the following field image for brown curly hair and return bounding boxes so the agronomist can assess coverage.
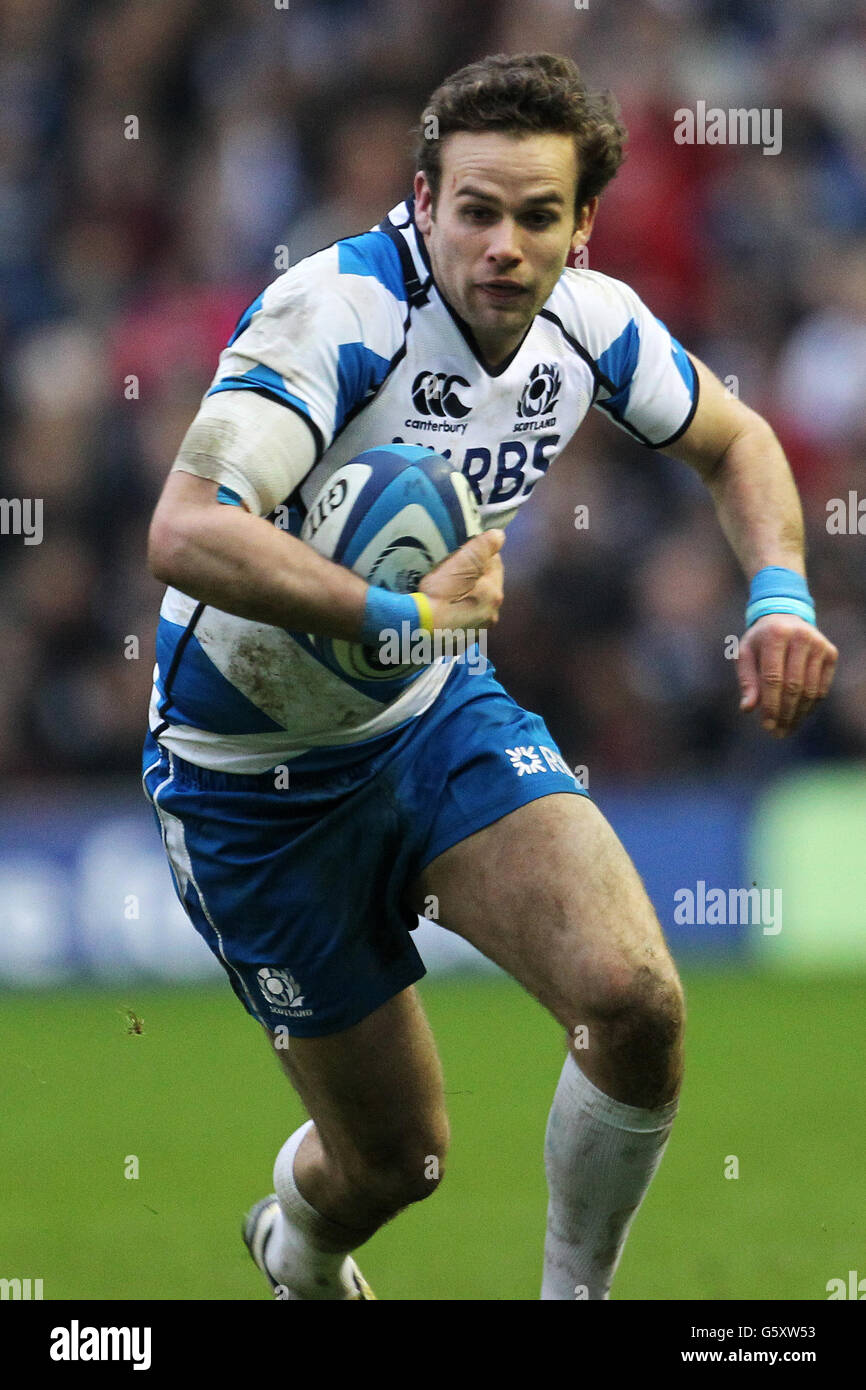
[414,53,627,219]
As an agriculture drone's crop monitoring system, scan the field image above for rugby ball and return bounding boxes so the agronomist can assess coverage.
[299,444,482,688]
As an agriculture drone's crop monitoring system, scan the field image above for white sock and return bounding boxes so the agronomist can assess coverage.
[541,1052,678,1300]
[267,1119,366,1300]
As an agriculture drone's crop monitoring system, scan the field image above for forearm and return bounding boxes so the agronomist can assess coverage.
[149,488,370,640]
[149,468,503,643]
[703,419,806,581]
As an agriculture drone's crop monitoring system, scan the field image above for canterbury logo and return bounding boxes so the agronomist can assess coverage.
[411,371,472,419]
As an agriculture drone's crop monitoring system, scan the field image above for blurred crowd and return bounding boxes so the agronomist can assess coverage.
[1,0,865,783]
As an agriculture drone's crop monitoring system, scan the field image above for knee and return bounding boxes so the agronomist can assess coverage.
[577,962,685,1096]
[634,966,685,1051]
[587,956,683,1035]
[338,1119,449,1217]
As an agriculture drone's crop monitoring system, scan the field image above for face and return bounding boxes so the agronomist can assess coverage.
[414,130,597,367]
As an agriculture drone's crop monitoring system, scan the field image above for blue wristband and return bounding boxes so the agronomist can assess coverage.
[360,587,423,644]
[745,566,816,630]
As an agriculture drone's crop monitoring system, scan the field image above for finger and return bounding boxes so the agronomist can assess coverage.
[801,646,826,703]
[777,638,839,736]
[817,646,839,699]
[758,633,787,730]
[778,645,827,734]
[475,528,505,555]
[775,638,810,733]
[736,637,760,711]
[422,531,502,593]
[781,692,817,737]
[462,530,505,574]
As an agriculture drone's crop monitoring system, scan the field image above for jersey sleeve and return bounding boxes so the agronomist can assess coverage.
[559,269,699,448]
[204,237,408,461]
[171,388,318,517]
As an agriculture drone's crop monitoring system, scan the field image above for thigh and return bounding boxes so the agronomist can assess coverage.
[144,738,428,1040]
[408,792,681,1032]
[267,984,448,1171]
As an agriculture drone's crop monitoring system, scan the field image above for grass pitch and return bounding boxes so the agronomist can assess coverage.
[1,969,862,1300]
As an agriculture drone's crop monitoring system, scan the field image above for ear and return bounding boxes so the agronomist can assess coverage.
[414,170,434,234]
[571,196,599,251]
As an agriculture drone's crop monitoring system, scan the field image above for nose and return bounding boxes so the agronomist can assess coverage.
[485,217,522,266]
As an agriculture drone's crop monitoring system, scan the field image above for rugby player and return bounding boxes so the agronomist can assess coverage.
[144,53,837,1299]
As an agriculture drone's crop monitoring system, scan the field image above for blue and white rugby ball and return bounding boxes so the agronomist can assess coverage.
[299,444,482,686]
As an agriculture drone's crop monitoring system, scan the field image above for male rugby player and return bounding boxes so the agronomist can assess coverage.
[144,54,837,1299]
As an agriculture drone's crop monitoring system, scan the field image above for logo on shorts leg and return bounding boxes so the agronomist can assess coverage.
[505,744,579,781]
[256,967,312,1016]
[506,745,545,775]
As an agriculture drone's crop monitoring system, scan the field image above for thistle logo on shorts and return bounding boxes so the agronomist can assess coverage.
[256,967,312,1016]
[517,363,561,419]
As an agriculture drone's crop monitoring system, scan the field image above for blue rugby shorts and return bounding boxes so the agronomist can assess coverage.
[142,654,589,1036]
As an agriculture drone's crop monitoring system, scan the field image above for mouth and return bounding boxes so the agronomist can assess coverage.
[477,281,529,304]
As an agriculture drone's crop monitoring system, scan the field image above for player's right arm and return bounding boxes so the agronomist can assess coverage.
[147,392,504,640]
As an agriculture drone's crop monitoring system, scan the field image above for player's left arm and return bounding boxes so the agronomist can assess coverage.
[663,353,838,738]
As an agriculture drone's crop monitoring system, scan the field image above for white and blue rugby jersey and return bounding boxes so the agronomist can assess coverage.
[150,196,698,772]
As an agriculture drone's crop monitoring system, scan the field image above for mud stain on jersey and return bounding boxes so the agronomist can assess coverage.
[219,621,382,734]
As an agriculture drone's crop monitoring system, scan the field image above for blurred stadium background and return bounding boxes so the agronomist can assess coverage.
[1,0,864,1300]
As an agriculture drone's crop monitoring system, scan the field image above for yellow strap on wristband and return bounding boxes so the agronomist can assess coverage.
[411,591,435,633]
